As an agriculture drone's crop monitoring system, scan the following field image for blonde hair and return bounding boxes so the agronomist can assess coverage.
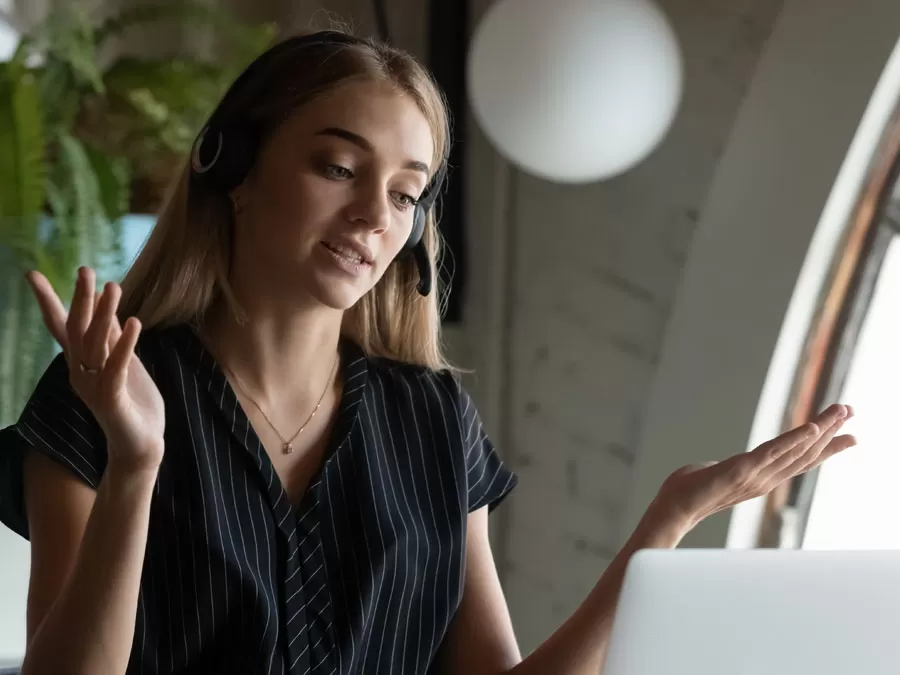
[119,31,455,370]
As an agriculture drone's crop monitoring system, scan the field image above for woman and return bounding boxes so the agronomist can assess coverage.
[0,29,855,675]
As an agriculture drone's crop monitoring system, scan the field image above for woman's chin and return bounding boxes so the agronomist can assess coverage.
[306,275,371,311]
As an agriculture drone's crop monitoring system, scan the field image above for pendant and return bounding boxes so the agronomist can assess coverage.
[283,443,293,454]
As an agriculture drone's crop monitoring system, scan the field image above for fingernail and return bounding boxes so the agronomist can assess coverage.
[807,423,819,437]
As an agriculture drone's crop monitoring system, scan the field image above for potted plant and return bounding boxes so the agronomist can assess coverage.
[0,2,275,425]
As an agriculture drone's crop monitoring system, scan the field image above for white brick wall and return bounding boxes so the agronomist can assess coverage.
[465,0,789,651]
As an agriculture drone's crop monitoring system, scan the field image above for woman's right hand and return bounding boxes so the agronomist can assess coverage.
[26,267,166,474]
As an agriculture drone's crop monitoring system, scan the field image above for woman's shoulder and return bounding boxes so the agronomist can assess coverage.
[359,350,518,514]
[361,350,465,410]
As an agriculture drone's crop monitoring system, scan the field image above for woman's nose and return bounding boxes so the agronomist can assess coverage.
[347,183,391,232]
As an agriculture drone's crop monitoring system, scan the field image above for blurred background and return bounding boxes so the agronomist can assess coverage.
[2,0,900,666]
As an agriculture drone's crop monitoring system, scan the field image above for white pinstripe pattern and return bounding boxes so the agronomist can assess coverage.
[373,376,425,675]
[401,375,452,664]
[287,564,325,605]
[322,473,351,675]
[422,376,468,620]
[174,354,210,654]
[199,377,235,647]
[227,396,263,672]
[169,489,189,666]
[0,330,518,675]
[18,417,94,485]
[241,425,274,667]
[354,425,390,673]
[365,393,404,672]
[363,392,414,675]
[256,485,280,674]
[155,476,176,673]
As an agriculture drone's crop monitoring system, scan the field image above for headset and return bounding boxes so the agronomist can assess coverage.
[189,30,446,296]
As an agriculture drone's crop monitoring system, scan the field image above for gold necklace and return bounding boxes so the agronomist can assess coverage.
[223,353,339,455]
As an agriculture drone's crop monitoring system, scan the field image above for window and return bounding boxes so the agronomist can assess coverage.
[0,2,18,62]
[758,115,900,550]
[802,234,900,549]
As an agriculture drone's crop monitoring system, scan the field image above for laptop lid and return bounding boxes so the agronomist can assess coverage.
[603,549,900,675]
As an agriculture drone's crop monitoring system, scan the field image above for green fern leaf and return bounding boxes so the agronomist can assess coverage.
[0,62,46,268]
[97,0,276,61]
[87,148,131,223]
[41,7,105,94]
[57,133,114,268]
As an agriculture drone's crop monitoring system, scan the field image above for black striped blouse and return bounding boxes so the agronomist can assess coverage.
[0,324,517,674]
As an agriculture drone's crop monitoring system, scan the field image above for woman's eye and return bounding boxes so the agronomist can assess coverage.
[393,192,419,210]
[324,164,353,180]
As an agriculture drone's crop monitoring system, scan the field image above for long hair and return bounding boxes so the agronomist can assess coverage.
[118,30,454,370]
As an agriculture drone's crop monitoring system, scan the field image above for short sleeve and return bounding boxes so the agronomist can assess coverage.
[0,352,107,539]
[456,382,518,513]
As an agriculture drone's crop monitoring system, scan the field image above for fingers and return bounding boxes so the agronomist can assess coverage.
[82,283,121,370]
[766,417,843,484]
[814,434,858,464]
[66,268,96,365]
[763,405,853,485]
[753,422,820,461]
[26,267,122,377]
[771,429,857,486]
[107,304,124,347]
[103,292,125,356]
[754,404,846,461]
[812,403,851,429]
[731,404,849,490]
[105,317,141,393]
[25,271,70,351]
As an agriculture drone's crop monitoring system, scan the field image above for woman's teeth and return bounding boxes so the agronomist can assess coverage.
[324,242,364,263]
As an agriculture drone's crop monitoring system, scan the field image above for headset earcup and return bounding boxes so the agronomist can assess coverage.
[192,125,259,192]
[405,202,432,296]
[406,203,426,250]
[192,128,224,173]
[213,126,259,191]
[412,242,432,296]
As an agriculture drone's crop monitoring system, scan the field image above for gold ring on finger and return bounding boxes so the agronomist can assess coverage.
[79,361,102,375]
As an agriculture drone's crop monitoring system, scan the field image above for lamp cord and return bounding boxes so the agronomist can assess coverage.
[372,0,391,43]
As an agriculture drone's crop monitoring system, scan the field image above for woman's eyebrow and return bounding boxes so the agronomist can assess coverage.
[314,126,430,175]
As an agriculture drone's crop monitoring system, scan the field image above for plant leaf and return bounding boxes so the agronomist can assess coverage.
[56,133,115,267]
[0,61,46,268]
[97,0,277,62]
[86,148,131,223]
[41,7,104,94]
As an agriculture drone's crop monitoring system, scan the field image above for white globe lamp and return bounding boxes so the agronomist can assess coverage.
[467,0,684,183]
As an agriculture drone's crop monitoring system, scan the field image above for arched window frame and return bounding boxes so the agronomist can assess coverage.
[757,108,900,548]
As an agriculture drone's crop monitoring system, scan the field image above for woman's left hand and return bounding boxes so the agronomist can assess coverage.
[650,403,856,534]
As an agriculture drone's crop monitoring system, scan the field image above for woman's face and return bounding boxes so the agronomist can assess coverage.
[232,78,435,310]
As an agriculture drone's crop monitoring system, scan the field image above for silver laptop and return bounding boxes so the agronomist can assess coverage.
[603,549,900,675]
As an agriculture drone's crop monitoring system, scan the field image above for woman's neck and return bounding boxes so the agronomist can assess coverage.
[200,297,344,406]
